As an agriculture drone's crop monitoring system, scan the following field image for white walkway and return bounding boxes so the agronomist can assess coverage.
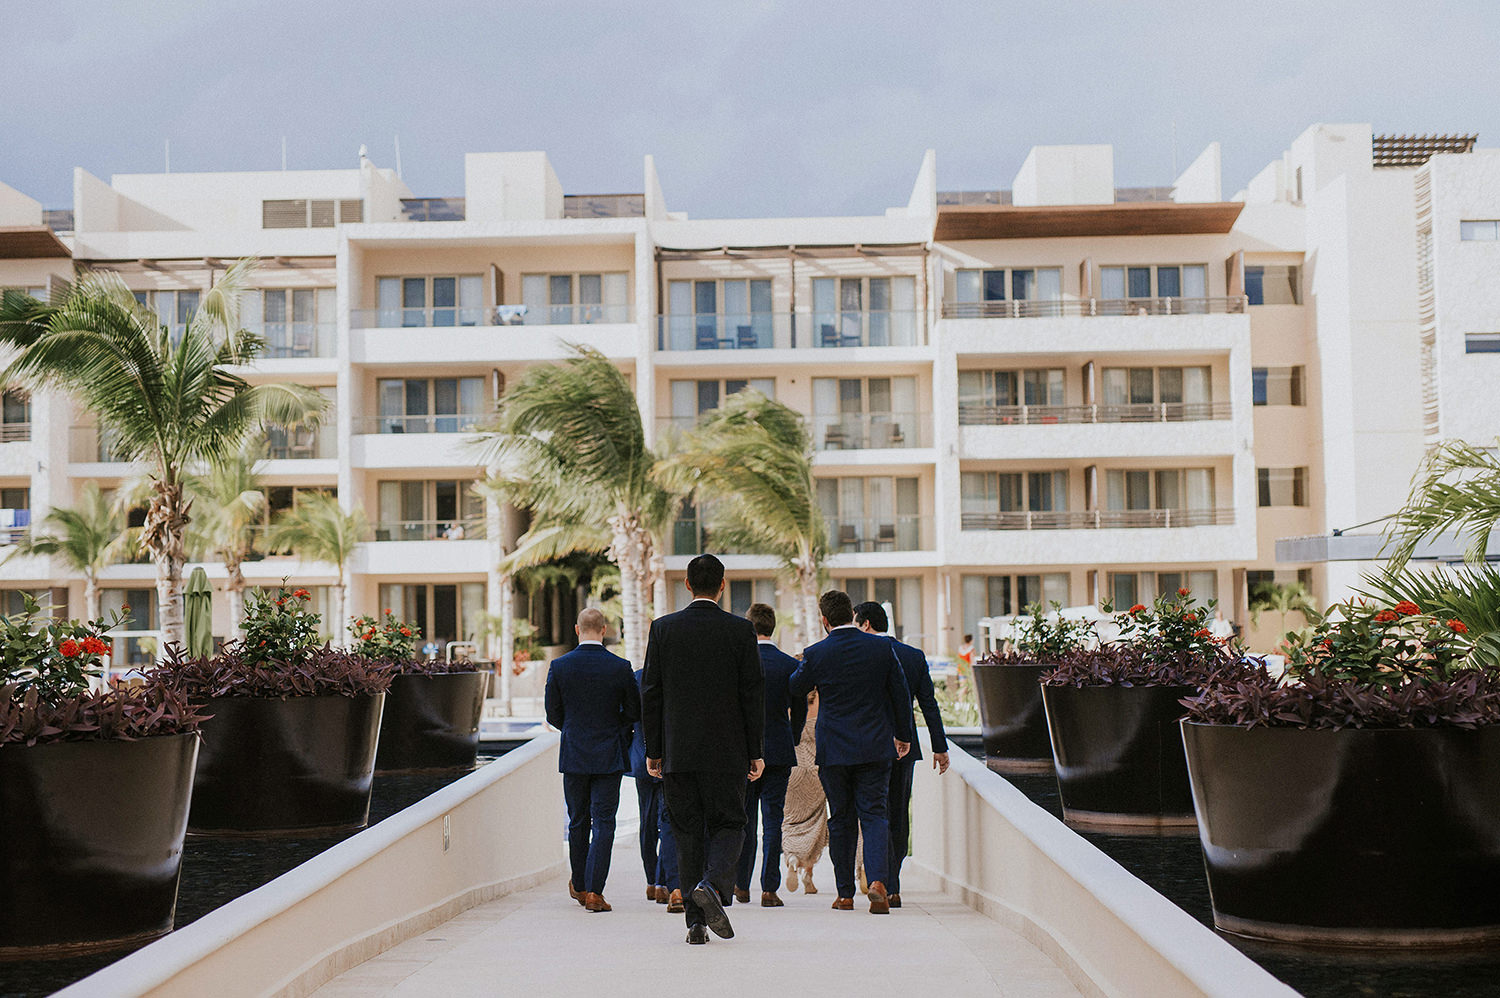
[310,839,1082,998]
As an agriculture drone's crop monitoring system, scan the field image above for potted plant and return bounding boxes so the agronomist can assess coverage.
[1040,589,1258,833]
[0,597,205,958]
[1182,598,1500,946]
[147,588,391,836]
[972,601,1094,772]
[354,609,489,773]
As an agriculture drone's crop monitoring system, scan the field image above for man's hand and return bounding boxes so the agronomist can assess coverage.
[748,758,765,782]
[895,740,911,759]
[932,751,950,775]
[647,757,662,779]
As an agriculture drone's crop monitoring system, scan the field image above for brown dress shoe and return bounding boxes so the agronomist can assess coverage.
[583,892,612,912]
[761,892,784,907]
[868,881,890,915]
[734,888,750,904]
[655,886,669,904]
[569,880,584,905]
[888,893,902,908]
[831,897,854,911]
[648,885,658,902]
[667,889,685,913]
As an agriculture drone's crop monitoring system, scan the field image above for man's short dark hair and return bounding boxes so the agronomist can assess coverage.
[686,554,725,596]
[747,602,777,637]
[853,601,888,633]
[819,590,853,628]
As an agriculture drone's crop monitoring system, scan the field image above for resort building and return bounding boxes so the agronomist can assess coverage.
[0,123,1489,665]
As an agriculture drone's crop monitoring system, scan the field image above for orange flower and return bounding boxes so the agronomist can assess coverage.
[1372,610,1398,623]
[1177,587,1191,597]
[293,588,310,599]
[1394,600,1420,616]
[1128,604,1146,614]
[82,635,108,655]
[1193,628,1211,638]
[58,639,80,657]
[1449,619,1469,634]
[400,627,412,637]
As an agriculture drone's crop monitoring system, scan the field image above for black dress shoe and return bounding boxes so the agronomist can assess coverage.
[691,881,735,939]
[686,924,709,945]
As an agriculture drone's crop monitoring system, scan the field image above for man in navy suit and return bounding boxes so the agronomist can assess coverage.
[735,602,807,908]
[544,608,640,913]
[854,601,949,909]
[789,589,914,914]
[631,666,681,911]
[643,554,764,945]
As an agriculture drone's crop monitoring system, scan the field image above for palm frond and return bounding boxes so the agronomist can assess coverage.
[264,492,369,570]
[1387,440,1500,566]
[499,521,612,575]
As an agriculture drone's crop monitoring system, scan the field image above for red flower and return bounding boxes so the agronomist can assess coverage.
[1449,619,1469,634]
[1321,638,1333,650]
[1177,587,1191,597]
[1372,610,1398,623]
[384,608,393,615]
[58,639,80,657]
[1128,604,1146,614]
[82,635,108,655]
[1394,600,1420,616]
[1194,628,1211,638]
[293,588,310,599]
[400,627,412,637]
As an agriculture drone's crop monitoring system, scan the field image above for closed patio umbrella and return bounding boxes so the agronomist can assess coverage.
[184,567,213,658]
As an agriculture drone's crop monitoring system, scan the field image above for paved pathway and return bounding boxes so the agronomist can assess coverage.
[312,833,1081,998]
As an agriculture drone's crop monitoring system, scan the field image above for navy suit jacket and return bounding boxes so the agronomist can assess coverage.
[886,636,949,762]
[758,642,805,769]
[789,626,915,767]
[544,643,639,775]
[629,668,656,782]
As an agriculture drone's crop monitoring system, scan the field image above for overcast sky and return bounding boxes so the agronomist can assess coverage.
[3,1,1495,218]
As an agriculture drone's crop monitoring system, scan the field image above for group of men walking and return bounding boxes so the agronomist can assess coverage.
[544,553,949,945]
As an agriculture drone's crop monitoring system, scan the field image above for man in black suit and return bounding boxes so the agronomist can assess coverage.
[642,554,764,945]
[735,602,807,908]
[790,590,913,914]
[544,608,640,913]
[854,600,949,909]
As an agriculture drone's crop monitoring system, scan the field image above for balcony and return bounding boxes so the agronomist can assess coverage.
[941,297,1246,319]
[0,423,29,443]
[350,417,488,469]
[69,426,133,465]
[266,424,335,460]
[813,412,932,452]
[249,321,335,359]
[828,515,931,553]
[356,414,487,436]
[351,304,638,365]
[351,303,631,329]
[372,518,486,542]
[958,402,1231,426]
[960,509,1234,530]
[656,311,925,351]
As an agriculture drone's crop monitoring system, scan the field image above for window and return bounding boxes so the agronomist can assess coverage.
[812,276,918,346]
[265,486,335,526]
[266,387,336,458]
[0,589,47,616]
[262,199,362,228]
[1258,467,1308,507]
[1465,334,1500,354]
[132,289,200,342]
[1461,220,1500,241]
[375,480,483,540]
[102,588,158,631]
[961,573,1070,639]
[0,487,28,544]
[961,470,1068,528]
[522,273,628,325]
[0,390,29,441]
[728,579,777,617]
[812,377,921,450]
[669,379,775,428]
[951,267,1062,317]
[1252,366,1305,405]
[243,288,335,358]
[1245,265,1300,305]
[1104,469,1214,519]
[378,583,486,648]
[958,369,1064,411]
[1108,571,1216,609]
[1101,367,1211,410]
[816,476,922,551]
[834,576,923,644]
[377,377,487,433]
[1100,265,1206,302]
[377,276,484,327]
[666,278,773,349]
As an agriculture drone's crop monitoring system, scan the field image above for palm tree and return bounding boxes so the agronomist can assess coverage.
[1387,440,1500,565]
[0,261,325,649]
[265,491,369,647]
[470,345,674,665]
[187,441,267,634]
[6,481,128,621]
[1248,581,1319,637]
[656,390,828,644]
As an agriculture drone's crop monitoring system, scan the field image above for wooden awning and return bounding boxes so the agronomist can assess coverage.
[0,226,70,259]
[935,202,1244,241]
[656,243,926,260]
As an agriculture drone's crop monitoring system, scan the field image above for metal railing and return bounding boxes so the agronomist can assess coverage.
[0,422,29,443]
[265,425,335,460]
[656,310,926,350]
[813,412,931,451]
[958,402,1231,426]
[249,321,336,358]
[352,303,632,328]
[356,414,489,435]
[400,197,466,221]
[941,296,1247,319]
[372,518,486,542]
[961,508,1234,530]
[828,515,931,553]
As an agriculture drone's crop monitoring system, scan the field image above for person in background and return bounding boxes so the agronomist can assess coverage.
[958,634,975,667]
[735,603,806,908]
[630,665,682,912]
[854,601,949,909]
[544,608,639,913]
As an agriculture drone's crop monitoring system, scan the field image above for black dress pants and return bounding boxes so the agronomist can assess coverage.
[664,770,747,927]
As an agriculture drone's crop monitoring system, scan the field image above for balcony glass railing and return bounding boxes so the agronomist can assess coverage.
[372,518,486,542]
[812,412,930,451]
[357,414,489,435]
[958,402,1232,426]
[249,321,335,359]
[265,424,335,459]
[961,509,1233,530]
[352,303,632,328]
[0,422,29,443]
[400,197,466,222]
[656,310,925,351]
[828,515,930,553]
[941,297,1246,319]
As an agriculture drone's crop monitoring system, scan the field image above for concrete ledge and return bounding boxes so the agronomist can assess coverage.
[58,733,565,998]
[911,742,1297,998]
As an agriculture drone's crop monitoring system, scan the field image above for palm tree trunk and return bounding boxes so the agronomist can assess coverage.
[609,510,650,665]
[225,558,246,635]
[83,572,100,623]
[333,569,348,648]
[154,558,184,654]
[144,478,190,653]
[498,573,514,712]
[649,548,666,620]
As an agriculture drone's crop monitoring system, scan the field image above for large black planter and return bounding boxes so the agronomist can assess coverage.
[1184,721,1500,947]
[375,671,488,773]
[1041,683,1197,833]
[973,661,1054,773]
[189,693,384,836]
[0,732,198,960]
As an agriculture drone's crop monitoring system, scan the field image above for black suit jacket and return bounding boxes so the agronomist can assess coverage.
[641,600,764,774]
[886,636,948,762]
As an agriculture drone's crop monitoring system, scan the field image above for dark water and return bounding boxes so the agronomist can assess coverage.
[1,746,517,998]
[951,735,1500,998]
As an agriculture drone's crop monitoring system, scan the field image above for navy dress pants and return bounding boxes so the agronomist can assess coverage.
[563,773,622,895]
[634,777,679,889]
[886,756,917,894]
[819,760,892,899]
[736,764,792,894]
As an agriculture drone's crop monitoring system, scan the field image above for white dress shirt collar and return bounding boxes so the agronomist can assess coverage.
[577,639,603,646]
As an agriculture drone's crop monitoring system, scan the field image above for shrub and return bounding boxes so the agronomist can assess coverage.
[1009,601,1095,661]
[350,609,419,663]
